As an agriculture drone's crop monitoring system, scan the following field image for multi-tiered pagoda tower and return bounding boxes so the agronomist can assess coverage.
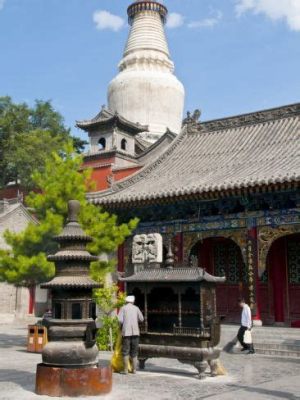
[36,200,112,397]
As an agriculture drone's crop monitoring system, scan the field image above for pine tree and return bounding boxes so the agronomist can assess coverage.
[0,142,138,286]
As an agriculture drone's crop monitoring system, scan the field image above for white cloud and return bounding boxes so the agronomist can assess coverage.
[93,10,125,32]
[166,12,185,29]
[188,11,222,29]
[235,0,300,31]
[0,0,5,11]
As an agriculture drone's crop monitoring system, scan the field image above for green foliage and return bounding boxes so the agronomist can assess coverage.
[94,284,126,316]
[96,315,120,351]
[0,96,87,189]
[94,284,126,351]
[0,144,138,286]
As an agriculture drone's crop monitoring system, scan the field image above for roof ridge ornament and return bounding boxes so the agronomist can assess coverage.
[183,109,202,133]
[183,109,201,124]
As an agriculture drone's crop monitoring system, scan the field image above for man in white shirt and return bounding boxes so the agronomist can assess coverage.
[118,295,144,374]
[237,298,255,354]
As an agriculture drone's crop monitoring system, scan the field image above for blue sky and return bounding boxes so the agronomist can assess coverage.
[0,0,299,141]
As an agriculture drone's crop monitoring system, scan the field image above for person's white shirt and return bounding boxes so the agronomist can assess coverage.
[241,303,252,329]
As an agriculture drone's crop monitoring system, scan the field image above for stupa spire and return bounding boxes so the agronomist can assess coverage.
[124,1,170,60]
[108,0,185,142]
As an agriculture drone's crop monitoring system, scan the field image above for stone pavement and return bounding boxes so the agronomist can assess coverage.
[0,324,300,400]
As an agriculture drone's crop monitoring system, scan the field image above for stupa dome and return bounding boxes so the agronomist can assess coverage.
[108,1,185,142]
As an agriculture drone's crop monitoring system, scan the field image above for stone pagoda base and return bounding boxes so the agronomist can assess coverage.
[35,361,112,397]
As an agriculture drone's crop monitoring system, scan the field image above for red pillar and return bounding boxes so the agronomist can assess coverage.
[175,233,183,264]
[117,244,125,292]
[28,286,35,315]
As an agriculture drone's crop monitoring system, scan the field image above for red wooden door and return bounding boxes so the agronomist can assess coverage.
[267,234,300,326]
[258,270,274,325]
[198,238,247,323]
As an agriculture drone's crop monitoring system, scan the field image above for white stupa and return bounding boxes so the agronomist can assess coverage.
[108,0,185,142]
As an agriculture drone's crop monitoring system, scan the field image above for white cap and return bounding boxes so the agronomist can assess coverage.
[126,295,135,303]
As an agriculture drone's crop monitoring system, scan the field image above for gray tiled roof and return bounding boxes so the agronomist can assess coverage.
[87,103,300,205]
[76,107,148,134]
[121,268,226,283]
[135,136,152,152]
[47,250,99,262]
[55,223,92,242]
[41,276,101,289]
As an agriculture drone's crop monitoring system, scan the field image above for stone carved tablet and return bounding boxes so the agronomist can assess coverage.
[132,233,163,264]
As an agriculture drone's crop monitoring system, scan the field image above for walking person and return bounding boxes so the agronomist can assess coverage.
[237,298,255,354]
[118,295,144,374]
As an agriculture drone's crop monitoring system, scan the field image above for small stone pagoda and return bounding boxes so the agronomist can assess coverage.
[35,200,112,397]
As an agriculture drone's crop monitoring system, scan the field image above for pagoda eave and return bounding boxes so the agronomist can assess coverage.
[47,254,99,262]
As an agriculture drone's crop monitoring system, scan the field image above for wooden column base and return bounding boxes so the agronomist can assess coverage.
[35,361,112,397]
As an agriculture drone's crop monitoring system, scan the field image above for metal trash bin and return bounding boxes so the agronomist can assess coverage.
[36,326,47,353]
[27,324,48,353]
[27,325,37,352]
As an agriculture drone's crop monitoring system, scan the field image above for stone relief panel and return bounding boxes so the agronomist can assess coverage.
[132,233,163,264]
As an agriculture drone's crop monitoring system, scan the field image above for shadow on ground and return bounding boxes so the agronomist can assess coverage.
[228,384,300,400]
[0,333,26,348]
[0,369,35,393]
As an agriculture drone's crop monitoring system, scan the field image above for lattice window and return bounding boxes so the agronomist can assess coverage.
[288,241,300,284]
[214,242,246,284]
[214,243,227,279]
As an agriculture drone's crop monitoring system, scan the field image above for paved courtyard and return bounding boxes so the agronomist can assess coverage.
[0,324,299,400]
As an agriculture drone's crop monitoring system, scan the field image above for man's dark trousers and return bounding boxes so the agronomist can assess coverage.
[237,326,254,351]
[122,336,140,358]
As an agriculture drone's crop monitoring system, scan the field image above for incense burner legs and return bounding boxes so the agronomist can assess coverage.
[193,361,209,380]
[138,344,221,379]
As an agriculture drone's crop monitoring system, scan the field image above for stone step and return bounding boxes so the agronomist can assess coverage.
[222,324,300,333]
[254,342,300,351]
[253,334,300,341]
[229,344,300,358]
[254,335,300,341]
[254,347,300,358]
[256,338,300,344]
[221,324,300,358]
[221,326,300,339]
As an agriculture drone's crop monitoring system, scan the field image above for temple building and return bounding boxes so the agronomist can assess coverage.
[77,107,175,192]
[81,1,299,326]
[1,1,298,327]
[88,104,300,327]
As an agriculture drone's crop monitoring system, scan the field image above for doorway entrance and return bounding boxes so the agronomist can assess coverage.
[261,234,300,326]
[190,237,247,323]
